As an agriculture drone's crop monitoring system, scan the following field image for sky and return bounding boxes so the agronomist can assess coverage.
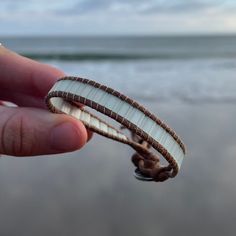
[0,0,236,36]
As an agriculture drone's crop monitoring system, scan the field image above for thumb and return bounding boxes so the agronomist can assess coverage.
[0,106,88,156]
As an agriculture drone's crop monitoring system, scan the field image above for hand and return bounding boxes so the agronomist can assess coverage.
[0,45,92,156]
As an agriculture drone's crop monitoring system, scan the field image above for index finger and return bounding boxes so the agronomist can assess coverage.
[0,45,65,99]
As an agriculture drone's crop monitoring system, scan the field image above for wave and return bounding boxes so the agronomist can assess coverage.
[21,52,236,61]
[130,93,236,104]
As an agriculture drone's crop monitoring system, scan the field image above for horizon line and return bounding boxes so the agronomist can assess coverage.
[1,32,236,38]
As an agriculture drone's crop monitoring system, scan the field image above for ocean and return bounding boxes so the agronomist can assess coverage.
[2,35,236,103]
[1,35,236,236]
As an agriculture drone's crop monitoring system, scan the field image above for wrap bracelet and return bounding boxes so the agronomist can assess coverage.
[45,76,186,182]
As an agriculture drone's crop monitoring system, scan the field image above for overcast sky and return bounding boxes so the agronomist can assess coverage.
[1,0,236,36]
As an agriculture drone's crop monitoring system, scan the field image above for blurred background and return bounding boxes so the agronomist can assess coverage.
[1,0,236,235]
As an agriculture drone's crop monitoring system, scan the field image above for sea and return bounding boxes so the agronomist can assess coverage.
[2,35,236,104]
[1,35,236,236]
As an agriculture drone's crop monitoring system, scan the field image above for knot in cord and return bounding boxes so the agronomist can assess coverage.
[121,125,172,182]
[131,152,171,182]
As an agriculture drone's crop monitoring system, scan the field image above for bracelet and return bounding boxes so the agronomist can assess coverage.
[45,76,186,182]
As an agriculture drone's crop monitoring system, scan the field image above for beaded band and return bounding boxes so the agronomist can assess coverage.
[45,76,186,182]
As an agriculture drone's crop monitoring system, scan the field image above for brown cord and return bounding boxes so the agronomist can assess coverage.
[125,128,171,182]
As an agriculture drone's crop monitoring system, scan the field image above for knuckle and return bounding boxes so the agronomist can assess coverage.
[0,111,35,156]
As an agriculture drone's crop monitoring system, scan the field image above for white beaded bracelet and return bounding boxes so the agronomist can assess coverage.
[46,76,186,182]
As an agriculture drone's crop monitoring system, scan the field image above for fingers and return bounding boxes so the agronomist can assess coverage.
[0,90,46,108]
[0,46,94,152]
[0,106,88,156]
[0,46,65,105]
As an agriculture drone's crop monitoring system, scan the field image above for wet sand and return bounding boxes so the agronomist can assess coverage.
[0,101,236,236]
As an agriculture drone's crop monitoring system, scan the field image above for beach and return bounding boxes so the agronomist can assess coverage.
[0,36,236,235]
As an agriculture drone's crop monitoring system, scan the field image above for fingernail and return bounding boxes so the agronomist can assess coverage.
[50,122,82,152]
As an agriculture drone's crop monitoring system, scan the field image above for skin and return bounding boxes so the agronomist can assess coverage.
[0,45,92,156]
